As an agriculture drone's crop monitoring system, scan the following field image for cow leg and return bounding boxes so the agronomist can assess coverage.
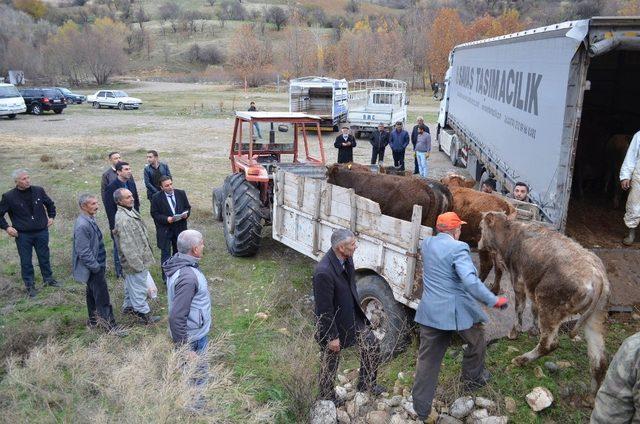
[508,275,526,340]
[583,308,608,393]
[478,249,498,293]
[528,302,540,336]
[512,317,560,366]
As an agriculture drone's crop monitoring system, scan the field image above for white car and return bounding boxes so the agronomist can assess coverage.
[0,83,27,119]
[87,90,142,110]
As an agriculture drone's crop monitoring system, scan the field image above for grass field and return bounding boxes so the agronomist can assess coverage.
[0,84,638,423]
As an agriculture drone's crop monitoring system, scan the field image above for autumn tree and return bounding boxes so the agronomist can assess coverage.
[427,8,467,83]
[278,13,318,79]
[84,18,128,84]
[12,0,47,20]
[227,24,273,88]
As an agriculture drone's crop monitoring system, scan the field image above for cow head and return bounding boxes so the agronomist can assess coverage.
[441,174,475,188]
[326,164,340,183]
[478,211,508,252]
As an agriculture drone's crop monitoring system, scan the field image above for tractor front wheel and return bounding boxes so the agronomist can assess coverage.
[222,173,263,257]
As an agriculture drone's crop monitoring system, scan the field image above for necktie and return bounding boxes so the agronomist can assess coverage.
[169,194,176,211]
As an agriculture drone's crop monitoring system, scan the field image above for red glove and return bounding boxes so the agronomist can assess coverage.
[494,296,508,309]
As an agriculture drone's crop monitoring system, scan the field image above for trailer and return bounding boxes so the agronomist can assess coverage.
[289,77,348,131]
[437,16,640,307]
[347,79,407,138]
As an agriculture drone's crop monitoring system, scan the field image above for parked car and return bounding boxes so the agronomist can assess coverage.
[18,87,67,115]
[0,83,26,119]
[87,90,142,110]
[56,87,86,104]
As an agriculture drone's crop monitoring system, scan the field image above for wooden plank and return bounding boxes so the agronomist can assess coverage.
[275,171,285,238]
[312,179,323,255]
[323,183,332,216]
[404,204,423,298]
[349,189,357,233]
[297,176,305,208]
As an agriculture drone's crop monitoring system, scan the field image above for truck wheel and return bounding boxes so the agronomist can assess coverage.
[357,274,412,361]
[212,187,223,221]
[222,173,263,257]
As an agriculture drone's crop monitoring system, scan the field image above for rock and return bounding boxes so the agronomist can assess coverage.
[534,366,545,379]
[506,346,520,354]
[403,401,417,418]
[276,327,290,336]
[556,360,572,369]
[335,386,348,401]
[474,397,496,409]
[450,396,475,419]
[338,374,349,384]
[336,409,351,424]
[504,397,517,414]
[344,383,353,391]
[346,401,355,418]
[389,415,406,424]
[387,395,403,407]
[478,417,508,424]
[466,408,488,423]
[254,312,269,320]
[525,387,554,412]
[572,335,582,342]
[544,362,559,373]
[366,410,391,424]
[310,400,337,424]
[559,385,573,399]
[354,392,369,409]
[632,313,640,320]
[438,415,464,424]
[375,401,387,411]
[398,371,407,380]
[403,388,411,398]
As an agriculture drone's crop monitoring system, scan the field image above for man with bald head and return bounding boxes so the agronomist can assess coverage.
[113,188,159,324]
[0,169,60,297]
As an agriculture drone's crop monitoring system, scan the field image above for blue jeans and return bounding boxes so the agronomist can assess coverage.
[253,122,262,138]
[15,229,53,287]
[190,335,208,353]
[416,152,429,178]
[110,232,123,278]
[190,335,209,387]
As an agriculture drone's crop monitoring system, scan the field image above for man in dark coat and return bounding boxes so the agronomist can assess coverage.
[389,121,410,171]
[0,169,60,297]
[411,117,430,174]
[143,150,172,201]
[150,176,191,281]
[313,229,384,405]
[369,123,389,165]
[103,161,140,278]
[334,127,357,164]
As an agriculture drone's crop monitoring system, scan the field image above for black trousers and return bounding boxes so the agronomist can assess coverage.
[86,267,116,328]
[15,229,53,287]
[370,147,385,164]
[413,148,419,174]
[392,150,405,171]
[318,327,381,400]
[412,324,487,418]
[159,232,179,281]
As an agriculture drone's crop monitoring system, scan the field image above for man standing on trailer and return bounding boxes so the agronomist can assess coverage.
[620,130,640,245]
[334,126,356,164]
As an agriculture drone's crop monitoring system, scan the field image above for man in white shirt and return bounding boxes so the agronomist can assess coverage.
[620,131,640,245]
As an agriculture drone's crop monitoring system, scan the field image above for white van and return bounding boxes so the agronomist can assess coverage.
[0,83,27,119]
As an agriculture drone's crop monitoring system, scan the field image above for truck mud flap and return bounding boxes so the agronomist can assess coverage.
[592,248,640,308]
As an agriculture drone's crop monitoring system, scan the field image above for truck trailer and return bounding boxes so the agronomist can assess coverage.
[289,76,348,130]
[437,16,640,307]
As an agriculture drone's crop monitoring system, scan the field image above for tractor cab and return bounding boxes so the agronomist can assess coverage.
[213,112,328,257]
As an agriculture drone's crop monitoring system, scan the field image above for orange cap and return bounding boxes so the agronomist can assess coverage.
[436,212,467,231]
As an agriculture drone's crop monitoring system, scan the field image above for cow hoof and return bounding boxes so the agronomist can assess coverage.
[511,355,529,366]
[508,328,518,340]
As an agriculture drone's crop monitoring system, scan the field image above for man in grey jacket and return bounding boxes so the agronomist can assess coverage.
[164,229,211,356]
[412,212,508,421]
[72,194,126,336]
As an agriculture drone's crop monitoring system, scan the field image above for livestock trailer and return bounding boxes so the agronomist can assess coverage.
[289,76,348,130]
[347,79,408,138]
[437,16,640,306]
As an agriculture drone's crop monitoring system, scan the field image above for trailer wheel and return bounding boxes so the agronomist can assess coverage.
[222,173,263,257]
[212,187,224,221]
[357,274,412,361]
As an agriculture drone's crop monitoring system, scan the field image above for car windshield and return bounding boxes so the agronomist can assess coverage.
[114,91,128,97]
[0,86,21,99]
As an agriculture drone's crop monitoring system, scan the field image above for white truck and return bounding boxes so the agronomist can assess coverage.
[347,79,407,138]
[436,16,640,307]
[289,77,348,130]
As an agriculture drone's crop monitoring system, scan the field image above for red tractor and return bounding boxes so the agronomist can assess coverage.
[213,111,327,256]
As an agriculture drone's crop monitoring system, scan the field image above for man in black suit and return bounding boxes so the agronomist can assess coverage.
[334,126,357,163]
[150,176,191,281]
[103,161,140,278]
[312,229,384,405]
[369,123,389,165]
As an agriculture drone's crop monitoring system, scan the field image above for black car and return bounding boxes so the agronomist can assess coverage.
[18,87,67,115]
[56,87,86,104]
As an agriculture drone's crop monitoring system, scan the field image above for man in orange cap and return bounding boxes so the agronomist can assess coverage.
[412,212,508,421]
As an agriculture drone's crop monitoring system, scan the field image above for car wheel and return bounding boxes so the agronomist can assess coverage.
[7,114,16,119]
[118,102,124,110]
[54,109,63,114]
[31,104,42,115]
[92,102,101,109]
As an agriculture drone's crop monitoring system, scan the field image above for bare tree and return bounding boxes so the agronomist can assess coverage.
[265,6,287,31]
[84,18,128,85]
[228,24,273,88]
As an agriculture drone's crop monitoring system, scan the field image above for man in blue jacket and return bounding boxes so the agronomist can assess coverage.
[388,121,410,171]
[412,212,508,421]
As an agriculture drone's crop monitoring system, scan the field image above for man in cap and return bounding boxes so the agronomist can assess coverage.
[412,212,508,421]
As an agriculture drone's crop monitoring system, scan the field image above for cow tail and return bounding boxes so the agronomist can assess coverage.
[570,273,608,338]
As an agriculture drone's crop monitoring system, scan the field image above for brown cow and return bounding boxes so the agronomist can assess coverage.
[440,174,517,292]
[479,212,610,393]
[326,164,452,228]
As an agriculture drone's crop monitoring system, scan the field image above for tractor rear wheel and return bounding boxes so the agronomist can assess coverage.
[222,173,263,257]
[357,273,412,361]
